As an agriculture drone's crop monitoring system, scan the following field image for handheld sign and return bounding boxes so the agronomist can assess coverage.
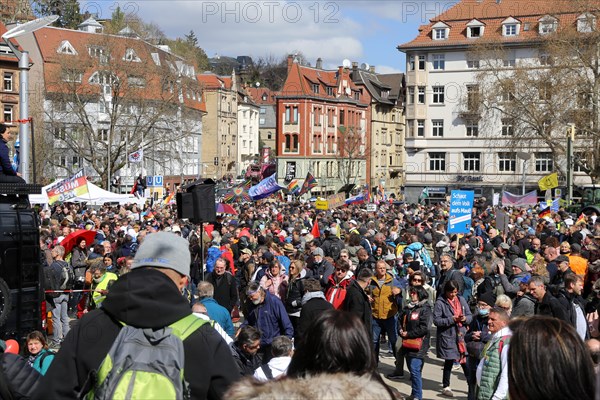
[447,190,474,234]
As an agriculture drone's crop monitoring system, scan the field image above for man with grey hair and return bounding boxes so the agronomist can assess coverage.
[253,336,293,381]
[197,281,234,336]
[40,232,240,398]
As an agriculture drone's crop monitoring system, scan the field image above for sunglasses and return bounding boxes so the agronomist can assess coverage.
[335,268,348,272]
[412,278,423,282]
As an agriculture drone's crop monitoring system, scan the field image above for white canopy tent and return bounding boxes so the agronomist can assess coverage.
[30,180,146,206]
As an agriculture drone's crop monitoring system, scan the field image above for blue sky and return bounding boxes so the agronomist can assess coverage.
[81,1,459,74]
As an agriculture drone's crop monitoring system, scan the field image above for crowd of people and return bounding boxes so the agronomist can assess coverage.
[0,196,598,399]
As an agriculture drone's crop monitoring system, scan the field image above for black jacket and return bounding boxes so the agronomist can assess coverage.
[557,289,589,337]
[206,271,239,312]
[229,343,262,377]
[399,301,432,359]
[342,280,373,336]
[35,268,240,400]
[535,292,569,323]
[0,353,41,399]
[284,275,305,314]
[296,293,333,343]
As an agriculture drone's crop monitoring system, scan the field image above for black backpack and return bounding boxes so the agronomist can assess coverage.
[329,241,342,260]
[56,260,74,291]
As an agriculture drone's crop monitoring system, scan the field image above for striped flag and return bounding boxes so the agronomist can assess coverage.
[298,172,318,196]
[287,179,300,194]
[539,207,551,218]
[576,213,587,226]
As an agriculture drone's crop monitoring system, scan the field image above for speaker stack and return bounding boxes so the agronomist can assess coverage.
[176,179,216,223]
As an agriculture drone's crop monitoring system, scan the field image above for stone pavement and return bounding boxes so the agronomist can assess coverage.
[377,348,469,400]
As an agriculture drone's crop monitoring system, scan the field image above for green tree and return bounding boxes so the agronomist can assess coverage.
[32,0,82,28]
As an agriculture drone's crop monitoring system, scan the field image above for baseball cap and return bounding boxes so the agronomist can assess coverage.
[349,220,358,226]
[312,248,324,257]
[132,232,190,276]
[262,251,274,262]
[519,275,532,284]
[241,248,253,255]
[499,242,510,250]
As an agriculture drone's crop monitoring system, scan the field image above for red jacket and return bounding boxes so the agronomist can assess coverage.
[221,247,236,275]
[325,273,353,309]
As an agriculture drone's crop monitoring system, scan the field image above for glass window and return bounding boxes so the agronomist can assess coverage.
[3,105,12,122]
[433,54,445,70]
[499,152,516,172]
[463,152,481,172]
[504,24,518,36]
[418,55,426,70]
[408,87,415,104]
[501,119,514,135]
[434,29,447,40]
[418,87,425,104]
[408,55,415,71]
[466,120,479,136]
[3,72,13,91]
[428,152,446,171]
[417,120,425,137]
[535,152,553,172]
[432,120,444,137]
[432,86,445,104]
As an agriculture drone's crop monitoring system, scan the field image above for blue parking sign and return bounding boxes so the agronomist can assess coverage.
[146,176,154,187]
[447,190,474,234]
[154,176,163,186]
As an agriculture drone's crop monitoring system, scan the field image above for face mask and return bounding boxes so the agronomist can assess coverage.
[478,308,489,316]
[93,277,102,283]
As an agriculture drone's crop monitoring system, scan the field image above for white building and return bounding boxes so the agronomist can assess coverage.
[398,0,596,203]
[237,91,260,176]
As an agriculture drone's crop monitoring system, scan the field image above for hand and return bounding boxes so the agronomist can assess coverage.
[498,261,505,275]
[392,287,401,296]
[400,331,408,338]
[460,316,466,323]
[472,331,481,340]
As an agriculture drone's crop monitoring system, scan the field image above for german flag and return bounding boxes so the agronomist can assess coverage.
[539,207,551,218]
[576,213,587,226]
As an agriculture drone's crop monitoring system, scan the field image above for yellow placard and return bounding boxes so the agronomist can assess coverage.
[327,193,346,209]
[315,199,329,210]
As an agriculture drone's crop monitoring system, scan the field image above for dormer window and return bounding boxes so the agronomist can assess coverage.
[123,48,141,62]
[539,16,558,35]
[312,83,319,94]
[578,13,596,32]
[502,17,521,36]
[432,21,450,41]
[466,19,485,38]
[262,93,267,101]
[57,40,77,55]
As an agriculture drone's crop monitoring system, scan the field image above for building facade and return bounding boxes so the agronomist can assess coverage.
[0,22,20,129]
[276,56,370,196]
[198,71,238,180]
[17,18,205,190]
[237,88,259,176]
[247,86,277,161]
[398,0,597,203]
[350,63,406,197]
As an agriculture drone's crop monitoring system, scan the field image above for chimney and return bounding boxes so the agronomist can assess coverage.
[352,61,358,71]
[369,65,376,73]
[316,57,323,69]
[287,55,295,71]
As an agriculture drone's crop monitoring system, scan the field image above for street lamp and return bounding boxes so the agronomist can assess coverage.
[2,16,58,183]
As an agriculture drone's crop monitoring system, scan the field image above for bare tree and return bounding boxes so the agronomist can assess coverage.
[43,33,202,188]
[471,4,600,181]
[337,125,368,193]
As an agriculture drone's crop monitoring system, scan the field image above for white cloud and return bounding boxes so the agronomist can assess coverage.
[374,64,403,74]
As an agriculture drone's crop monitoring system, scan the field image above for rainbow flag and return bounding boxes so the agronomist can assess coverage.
[298,172,318,196]
[287,179,300,194]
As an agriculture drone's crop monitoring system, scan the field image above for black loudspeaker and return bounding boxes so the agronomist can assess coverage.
[176,179,216,223]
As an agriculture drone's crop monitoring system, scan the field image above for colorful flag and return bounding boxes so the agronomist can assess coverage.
[249,174,283,201]
[311,218,320,238]
[128,148,143,163]
[577,213,587,225]
[223,180,252,203]
[501,190,538,207]
[538,172,559,191]
[298,172,318,196]
[287,179,300,194]
[163,191,175,205]
[46,169,90,205]
[539,207,551,218]
[345,192,367,205]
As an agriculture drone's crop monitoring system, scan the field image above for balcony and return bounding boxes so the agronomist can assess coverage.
[405,137,428,152]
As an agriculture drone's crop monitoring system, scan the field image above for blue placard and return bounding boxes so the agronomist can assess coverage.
[447,190,474,234]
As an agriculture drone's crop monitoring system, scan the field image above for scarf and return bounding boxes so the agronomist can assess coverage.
[301,291,326,306]
[449,296,467,364]
[407,299,428,310]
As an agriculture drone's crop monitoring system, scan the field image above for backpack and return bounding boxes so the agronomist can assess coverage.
[57,260,74,290]
[409,246,434,277]
[483,275,505,298]
[329,242,342,260]
[84,314,206,400]
[462,275,474,302]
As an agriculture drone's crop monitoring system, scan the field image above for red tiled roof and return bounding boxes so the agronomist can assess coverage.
[33,27,205,112]
[399,0,600,50]
[246,87,278,105]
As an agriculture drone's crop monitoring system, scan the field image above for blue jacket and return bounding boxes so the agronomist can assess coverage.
[0,138,16,176]
[243,292,294,345]
[201,297,235,336]
[32,349,55,375]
